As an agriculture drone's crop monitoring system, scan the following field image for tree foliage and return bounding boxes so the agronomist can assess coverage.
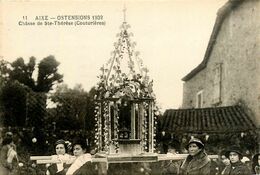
[49,84,96,131]
[0,59,9,126]
[0,81,28,126]
[9,57,36,89]
[0,59,9,84]
[0,56,63,127]
[5,55,63,92]
[36,56,63,92]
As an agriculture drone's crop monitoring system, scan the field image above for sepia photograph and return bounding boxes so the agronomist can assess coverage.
[0,0,259,174]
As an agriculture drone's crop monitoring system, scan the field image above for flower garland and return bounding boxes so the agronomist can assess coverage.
[103,101,109,153]
[113,102,120,153]
[142,102,148,152]
[153,113,158,152]
[94,102,101,151]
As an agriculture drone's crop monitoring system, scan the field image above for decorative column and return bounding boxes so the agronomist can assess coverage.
[148,102,154,153]
[143,102,148,152]
[139,102,144,152]
[131,102,135,139]
[113,101,120,153]
[94,102,103,152]
[107,102,113,153]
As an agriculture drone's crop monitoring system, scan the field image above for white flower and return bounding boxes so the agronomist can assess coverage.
[31,163,36,168]
[32,138,37,143]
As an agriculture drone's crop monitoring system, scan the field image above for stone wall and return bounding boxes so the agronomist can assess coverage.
[182,0,260,126]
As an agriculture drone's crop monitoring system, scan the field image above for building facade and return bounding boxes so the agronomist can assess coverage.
[182,0,260,126]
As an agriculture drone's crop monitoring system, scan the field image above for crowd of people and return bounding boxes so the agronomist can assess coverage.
[0,129,260,175]
[160,138,260,175]
[0,131,97,175]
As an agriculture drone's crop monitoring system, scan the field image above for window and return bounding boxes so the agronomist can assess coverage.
[196,90,203,108]
[212,63,222,105]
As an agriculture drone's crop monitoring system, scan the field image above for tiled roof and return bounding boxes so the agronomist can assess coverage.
[182,0,244,81]
[161,105,256,133]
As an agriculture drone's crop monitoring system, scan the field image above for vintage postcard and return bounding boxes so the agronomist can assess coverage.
[0,0,259,174]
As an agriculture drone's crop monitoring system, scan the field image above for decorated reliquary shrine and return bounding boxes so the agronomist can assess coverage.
[94,17,160,158]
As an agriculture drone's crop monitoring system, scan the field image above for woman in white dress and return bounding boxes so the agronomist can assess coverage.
[65,139,93,175]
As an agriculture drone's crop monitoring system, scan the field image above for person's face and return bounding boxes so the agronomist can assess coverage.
[229,152,240,163]
[188,143,201,156]
[73,144,85,157]
[221,155,230,166]
[56,144,66,155]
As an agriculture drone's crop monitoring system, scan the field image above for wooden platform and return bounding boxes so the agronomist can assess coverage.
[31,153,218,164]
[97,153,158,163]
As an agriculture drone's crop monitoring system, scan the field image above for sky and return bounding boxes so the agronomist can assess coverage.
[0,0,227,112]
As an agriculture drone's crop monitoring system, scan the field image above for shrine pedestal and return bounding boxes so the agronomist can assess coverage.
[117,139,141,155]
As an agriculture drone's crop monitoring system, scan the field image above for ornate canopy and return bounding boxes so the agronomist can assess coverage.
[94,11,159,155]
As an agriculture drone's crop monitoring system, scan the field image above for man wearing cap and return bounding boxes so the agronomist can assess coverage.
[222,146,251,175]
[180,138,211,175]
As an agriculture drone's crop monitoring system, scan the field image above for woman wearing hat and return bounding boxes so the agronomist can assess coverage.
[47,139,74,175]
[222,146,251,175]
[252,153,260,175]
[180,138,211,175]
[217,150,230,175]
